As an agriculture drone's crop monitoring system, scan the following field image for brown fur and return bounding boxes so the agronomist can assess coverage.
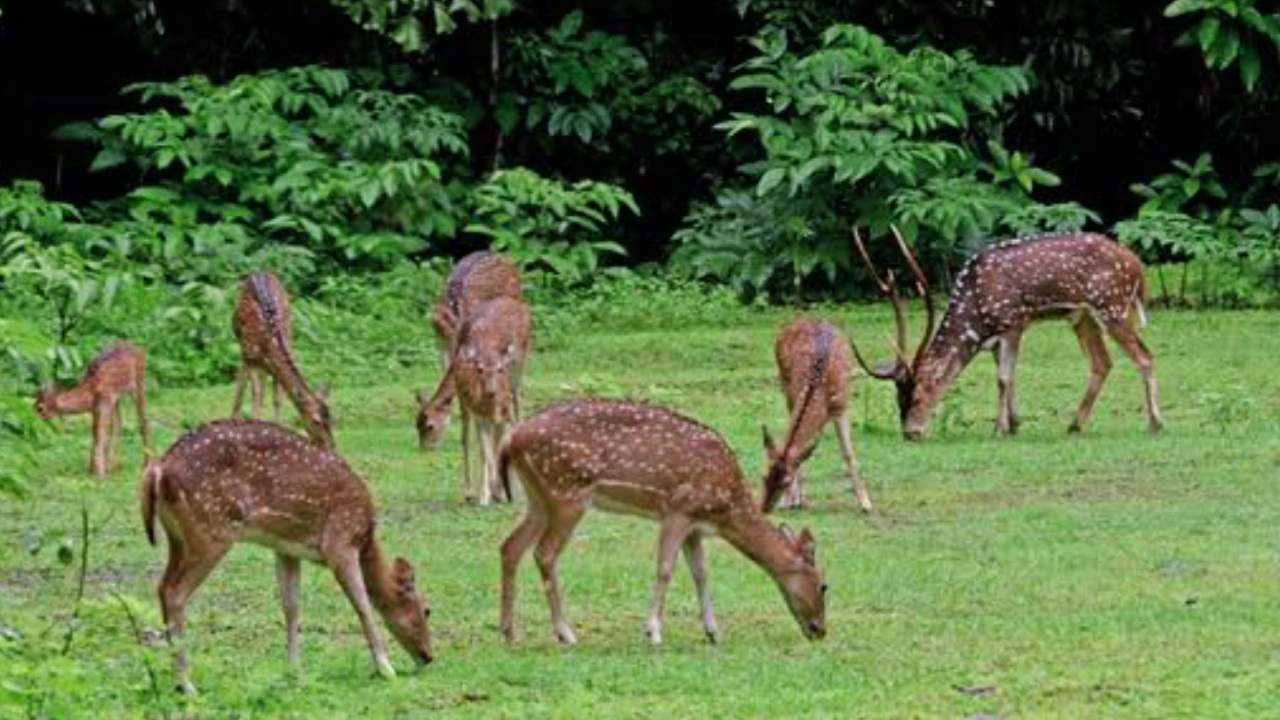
[852,228,1162,439]
[764,316,872,512]
[231,271,334,449]
[35,341,151,477]
[498,398,827,646]
[450,296,533,505]
[429,251,523,362]
[140,419,431,692]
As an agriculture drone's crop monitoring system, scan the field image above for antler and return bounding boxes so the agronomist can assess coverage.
[855,224,936,381]
[887,224,936,373]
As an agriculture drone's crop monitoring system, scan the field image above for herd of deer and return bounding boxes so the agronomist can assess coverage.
[33,228,1161,692]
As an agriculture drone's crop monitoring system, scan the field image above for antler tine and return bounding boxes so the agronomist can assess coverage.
[851,227,892,295]
[889,224,937,373]
[852,225,913,374]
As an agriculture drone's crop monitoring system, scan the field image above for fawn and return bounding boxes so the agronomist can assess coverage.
[851,227,1161,439]
[498,398,827,646]
[34,341,151,477]
[231,271,334,449]
[763,316,873,512]
[140,419,432,693]
[431,296,532,505]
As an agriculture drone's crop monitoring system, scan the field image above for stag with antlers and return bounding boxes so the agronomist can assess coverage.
[498,398,827,646]
[231,271,334,449]
[763,316,873,512]
[34,341,152,477]
[850,227,1162,439]
[140,420,433,693]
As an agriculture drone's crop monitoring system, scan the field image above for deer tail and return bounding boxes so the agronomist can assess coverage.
[140,459,162,546]
[1133,273,1150,329]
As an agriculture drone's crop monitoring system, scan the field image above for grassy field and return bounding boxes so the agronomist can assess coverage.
[2,303,1279,719]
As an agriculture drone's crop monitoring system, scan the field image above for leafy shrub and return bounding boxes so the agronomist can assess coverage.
[466,167,637,288]
[674,23,1070,299]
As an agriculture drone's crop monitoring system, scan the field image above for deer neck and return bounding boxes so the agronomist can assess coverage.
[425,362,457,412]
[359,536,399,617]
[51,384,98,414]
[718,509,804,584]
[912,307,984,407]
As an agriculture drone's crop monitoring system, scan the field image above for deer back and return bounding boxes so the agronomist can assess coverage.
[142,419,371,554]
[452,296,532,420]
[505,398,757,519]
[918,234,1147,379]
[763,317,852,509]
[35,341,145,417]
[431,252,523,344]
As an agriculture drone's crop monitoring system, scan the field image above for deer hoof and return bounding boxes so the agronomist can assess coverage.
[175,679,197,695]
[645,620,663,646]
[554,623,577,646]
[1066,421,1083,434]
[704,625,721,645]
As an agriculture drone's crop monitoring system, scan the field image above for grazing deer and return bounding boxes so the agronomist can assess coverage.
[429,250,523,371]
[34,341,151,477]
[447,296,532,505]
[231,271,334,449]
[140,419,432,694]
[498,398,828,646]
[850,227,1162,440]
[763,316,873,513]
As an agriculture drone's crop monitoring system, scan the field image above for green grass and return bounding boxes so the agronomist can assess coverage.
[2,304,1279,719]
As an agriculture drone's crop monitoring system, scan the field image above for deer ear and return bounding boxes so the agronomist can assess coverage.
[778,523,796,543]
[392,557,416,590]
[798,528,817,565]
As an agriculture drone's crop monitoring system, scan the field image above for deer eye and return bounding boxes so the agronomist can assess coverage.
[820,583,829,595]
[423,607,431,619]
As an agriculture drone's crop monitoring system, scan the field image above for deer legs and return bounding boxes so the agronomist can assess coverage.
[89,399,111,477]
[833,415,872,512]
[158,535,231,694]
[533,504,585,645]
[331,551,397,679]
[682,533,720,643]
[276,554,302,665]
[1069,317,1112,433]
[1107,320,1162,433]
[646,515,694,645]
[994,332,1023,436]
[498,484,586,645]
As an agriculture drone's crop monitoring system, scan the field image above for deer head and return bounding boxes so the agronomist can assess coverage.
[776,525,827,639]
[457,340,520,422]
[849,226,938,440]
[298,388,334,449]
[378,557,433,665]
[760,425,818,512]
[33,387,58,419]
[415,389,450,450]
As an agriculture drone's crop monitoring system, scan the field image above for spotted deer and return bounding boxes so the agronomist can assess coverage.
[35,341,152,477]
[498,398,828,646]
[429,250,523,371]
[763,316,873,513]
[231,271,334,449]
[140,419,432,694]
[446,295,532,505]
[850,227,1162,440]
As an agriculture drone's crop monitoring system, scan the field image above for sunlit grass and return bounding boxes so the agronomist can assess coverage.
[2,305,1278,718]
